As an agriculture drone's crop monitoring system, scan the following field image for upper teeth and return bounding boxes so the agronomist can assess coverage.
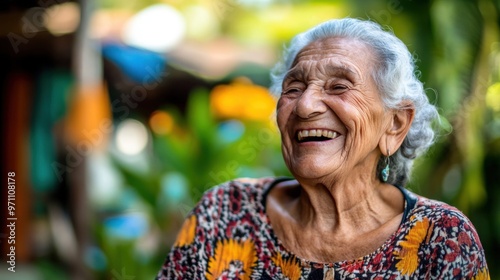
[297,129,338,141]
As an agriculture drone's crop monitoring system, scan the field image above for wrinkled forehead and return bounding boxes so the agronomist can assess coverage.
[291,36,379,70]
[286,37,379,82]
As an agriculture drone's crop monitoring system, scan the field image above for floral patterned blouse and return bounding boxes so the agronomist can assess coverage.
[156,177,490,279]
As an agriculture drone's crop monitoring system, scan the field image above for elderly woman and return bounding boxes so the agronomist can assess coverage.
[156,18,489,279]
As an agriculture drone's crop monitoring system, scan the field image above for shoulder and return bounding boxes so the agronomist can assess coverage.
[409,193,478,235]
[187,177,280,230]
[195,177,276,212]
[406,192,482,245]
[156,177,280,279]
[203,177,276,198]
[399,190,489,278]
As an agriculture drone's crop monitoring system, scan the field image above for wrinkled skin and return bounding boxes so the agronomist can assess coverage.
[277,37,391,185]
[268,36,414,262]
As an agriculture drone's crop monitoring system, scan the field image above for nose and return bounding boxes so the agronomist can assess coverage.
[293,86,327,119]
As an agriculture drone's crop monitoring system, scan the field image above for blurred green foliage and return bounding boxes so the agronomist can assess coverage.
[349,0,500,275]
[85,0,500,279]
[94,88,286,279]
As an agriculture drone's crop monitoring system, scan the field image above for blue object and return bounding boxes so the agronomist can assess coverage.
[102,42,167,84]
[161,172,189,203]
[84,246,107,271]
[217,120,245,143]
[103,213,148,240]
[381,164,390,182]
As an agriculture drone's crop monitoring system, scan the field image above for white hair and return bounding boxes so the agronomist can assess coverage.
[270,18,439,186]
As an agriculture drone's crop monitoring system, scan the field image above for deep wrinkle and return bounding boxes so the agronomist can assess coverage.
[282,64,359,93]
[271,36,407,262]
[277,38,388,187]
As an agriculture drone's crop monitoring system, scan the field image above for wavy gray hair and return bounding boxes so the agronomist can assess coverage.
[270,18,439,187]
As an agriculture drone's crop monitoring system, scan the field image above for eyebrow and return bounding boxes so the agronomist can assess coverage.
[323,65,357,78]
[283,64,357,83]
[283,68,304,83]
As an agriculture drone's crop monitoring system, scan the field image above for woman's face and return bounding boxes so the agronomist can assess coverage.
[277,37,392,182]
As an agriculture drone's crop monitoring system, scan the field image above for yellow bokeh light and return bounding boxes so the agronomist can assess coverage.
[486,82,500,112]
[149,110,174,135]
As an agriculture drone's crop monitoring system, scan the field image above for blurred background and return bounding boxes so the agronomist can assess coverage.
[1,0,499,279]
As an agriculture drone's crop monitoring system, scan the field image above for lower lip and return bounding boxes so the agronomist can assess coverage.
[296,138,338,145]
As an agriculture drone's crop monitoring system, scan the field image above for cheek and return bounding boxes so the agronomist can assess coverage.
[333,94,386,142]
[276,99,294,130]
[346,91,383,120]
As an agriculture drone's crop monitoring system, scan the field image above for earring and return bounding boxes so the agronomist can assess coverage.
[381,150,390,182]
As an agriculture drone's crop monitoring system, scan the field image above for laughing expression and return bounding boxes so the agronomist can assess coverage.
[277,37,391,181]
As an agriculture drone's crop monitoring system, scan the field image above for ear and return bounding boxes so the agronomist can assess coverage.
[379,101,415,156]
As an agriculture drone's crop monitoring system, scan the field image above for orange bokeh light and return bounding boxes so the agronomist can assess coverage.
[210,77,276,121]
[149,110,174,135]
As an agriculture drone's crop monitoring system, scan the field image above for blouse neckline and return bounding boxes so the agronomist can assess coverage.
[260,177,417,267]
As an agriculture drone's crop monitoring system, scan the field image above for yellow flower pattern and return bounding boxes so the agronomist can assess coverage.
[174,214,197,247]
[473,267,491,280]
[156,179,490,279]
[206,239,258,280]
[271,253,301,280]
[394,217,430,275]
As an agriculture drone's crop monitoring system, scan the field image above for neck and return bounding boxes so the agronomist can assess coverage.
[291,169,402,236]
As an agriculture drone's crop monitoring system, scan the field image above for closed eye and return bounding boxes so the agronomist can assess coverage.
[327,84,349,94]
[282,80,305,96]
[282,88,302,95]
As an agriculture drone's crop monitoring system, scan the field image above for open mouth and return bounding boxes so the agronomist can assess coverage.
[297,129,339,143]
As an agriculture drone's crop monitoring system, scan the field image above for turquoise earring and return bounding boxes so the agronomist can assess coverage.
[381,150,390,182]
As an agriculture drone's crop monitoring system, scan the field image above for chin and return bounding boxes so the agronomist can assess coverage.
[287,159,341,181]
